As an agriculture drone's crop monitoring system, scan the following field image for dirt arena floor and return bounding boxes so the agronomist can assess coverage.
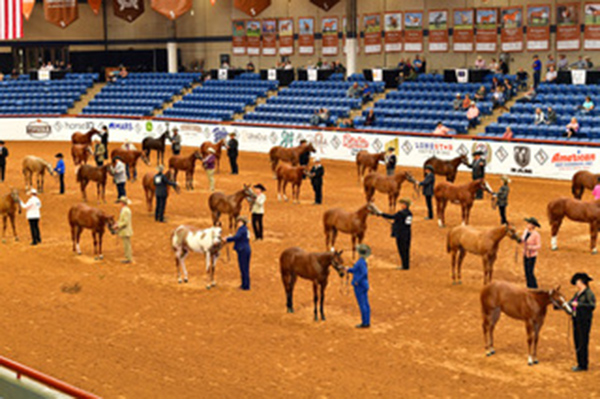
[1,141,599,398]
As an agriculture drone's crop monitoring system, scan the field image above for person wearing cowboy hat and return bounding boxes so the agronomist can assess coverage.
[347,244,372,328]
[251,184,266,240]
[202,147,217,192]
[226,132,239,175]
[226,216,252,290]
[384,147,397,176]
[419,165,435,220]
[376,198,413,270]
[494,175,511,225]
[154,165,179,223]
[522,217,542,289]
[115,196,133,264]
[569,272,596,372]
[0,139,8,183]
[309,157,325,205]
[467,150,486,200]
[93,137,106,167]
[19,188,42,246]
[54,153,65,195]
[169,127,181,156]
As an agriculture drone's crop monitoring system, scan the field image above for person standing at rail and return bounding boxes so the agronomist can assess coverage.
[154,165,178,223]
[376,198,413,270]
[170,127,181,156]
[20,189,42,246]
[227,216,252,290]
[111,156,127,201]
[251,184,266,240]
[532,54,542,88]
[569,272,595,372]
[0,140,9,183]
[115,196,133,264]
[202,148,217,192]
[54,153,65,195]
[467,150,486,199]
[93,138,106,167]
[309,157,324,205]
[419,166,435,220]
[522,217,541,289]
[384,147,396,176]
[494,175,511,225]
[227,132,239,175]
[347,244,371,328]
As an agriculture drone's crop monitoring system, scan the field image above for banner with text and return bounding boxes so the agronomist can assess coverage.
[501,6,524,52]
[453,9,474,52]
[476,8,498,52]
[298,17,315,55]
[232,20,247,55]
[428,9,449,52]
[363,14,382,54]
[261,19,277,56]
[278,18,294,55]
[384,12,403,53]
[557,3,581,50]
[246,20,261,56]
[584,3,600,50]
[526,4,550,51]
[321,16,339,56]
[404,11,423,52]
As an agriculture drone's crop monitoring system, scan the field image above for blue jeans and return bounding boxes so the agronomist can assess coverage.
[354,287,371,326]
[237,248,251,290]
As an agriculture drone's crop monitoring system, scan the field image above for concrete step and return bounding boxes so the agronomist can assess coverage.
[69,82,106,115]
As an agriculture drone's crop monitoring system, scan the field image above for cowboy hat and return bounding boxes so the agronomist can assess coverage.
[236,216,248,225]
[314,157,321,162]
[524,217,541,228]
[473,150,484,156]
[208,148,216,154]
[399,198,412,207]
[229,132,236,137]
[55,153,63,158]
[253,184,266,191]
[571,272,593,285]
[117,196,131,205]
[157,165,164,172]
[29,188,37,195]
[172,127,179,131]
[500,175,511,184]
[456,93,461,97]
[356,244,371,258]
[425,165,434,172]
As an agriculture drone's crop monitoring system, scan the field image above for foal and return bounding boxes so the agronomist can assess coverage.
[547,197,600,254]
[355,151,386,182]
[168,151,202,190]
[208,185,255,229]
[76,164,111,202]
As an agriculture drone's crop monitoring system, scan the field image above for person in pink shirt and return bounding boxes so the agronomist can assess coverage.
[502,126,513,139]
[564,117,579,139]
[593,177,600,200]
[467,102,480,129]
[474,56,487,70]
[522,217,542,289]
[432,121,453,136]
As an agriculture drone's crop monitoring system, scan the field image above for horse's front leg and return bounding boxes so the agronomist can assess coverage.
[320,282,327,321]
[525,322,535,365]
[98,232,104,260]
[485,307,501,356]
[532,322,542,364]
[205,252,213,289]
[450,250,457,284]
[92,232,99,260]
[180,249,189,283]
[210,253,217,288]
[283,181,289,202]
[76,227,83,255]
[312,282,319,321]
[590,222,598,254]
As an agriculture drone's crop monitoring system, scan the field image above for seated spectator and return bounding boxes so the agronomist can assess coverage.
[467,102,480,129]
[413,55,423,73]
[462,94,472,109]
[338,118,354,128]
[118,66,128,79]
[491,77,500,91]
[474,86,486,102]
[432,121,453,136]
[578,96,595,114]
[10,69,19,79]
[334,61,346,74]
[364,109,376,126]
[564,117,579,138]
[517,86,537,103]
[284,61,293,70]
[347,82,362,99]
[534,107,546,125]
[504,80,515,99]
[570,56,587,70]
[545,65,557,83]
[246,62,255,72]
[546,107,557,125]
[557,54,569,70]
[362,84,374,103]
[516,68,528,90]
[405,68,418,81]
[492,87,508,111]
[311,108,330,126]
[499,59,509,75]
[546,55,556,71]
[397,58,405,71]
[475,56,486,70]
[502,126,514,139]
[221,61,231,69]
[453,93,463,111]
[489,58,500,73]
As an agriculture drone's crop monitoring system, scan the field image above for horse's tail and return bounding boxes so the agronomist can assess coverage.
[171,225,187,250]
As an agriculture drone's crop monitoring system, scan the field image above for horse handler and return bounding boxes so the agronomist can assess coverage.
[569,273,596,372]
[203,148,217,192]
[522,217,541,289]
[154,165,178,222]
[347,244,371,328]
[54,153,65,195]
[111,156,127,201]
[376,198,413,270]
[419,165,435,220]
[495,175,511,225]
[20,188,42,246]
[115,196,133,264]
[309,157,324,205]
[227,132,239,175]
[251,184,266,240]
[467,150,486,199]
[227,216,252,290]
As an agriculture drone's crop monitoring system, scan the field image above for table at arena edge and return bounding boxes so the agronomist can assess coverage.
[444,69,491,83]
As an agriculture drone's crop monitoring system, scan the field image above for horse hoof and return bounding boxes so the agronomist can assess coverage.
[592,249,598,255]
[551,247,558,251]
[533,359,539,365]
[1,239,5,244]
[178,279,182,284]
[486,349,495,357]
[14,237,19,242]
[184,278,188,283]
[287,308,294,314]
[205,285,212,290]
[99,255,104,260]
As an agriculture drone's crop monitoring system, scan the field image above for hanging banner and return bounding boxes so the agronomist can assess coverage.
[584,3,600,49]
[44,0,78,28]
[428,9,449,52]
[556,3,581,50]
[298,17,315,55]
[232,20,247,55]
[113,0,144,22]
[88,0,101,15]
[404,11,423,52]
[233,0,271,17]
[321,16,339,56]
[343,16,360,55]
[261,19,277,56]
[23,0,35,20]
[384,11,403,53]
[278,18,294,56]
[150,0,192,20]
[475,8,498,53]
[246,20,261,56]
[500,6,524,52]
[310,0,340,12]
[363,14,382,54]
[526,5,551,51]
[453,9,474,52]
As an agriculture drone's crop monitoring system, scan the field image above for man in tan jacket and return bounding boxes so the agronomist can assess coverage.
[116,196,133,263]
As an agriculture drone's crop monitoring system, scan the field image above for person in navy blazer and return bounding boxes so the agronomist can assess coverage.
[347,244,371,328]
[226,216,252,290]
[419,165,435,220]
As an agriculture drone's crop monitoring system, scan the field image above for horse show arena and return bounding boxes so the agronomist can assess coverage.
[1,141,599,398]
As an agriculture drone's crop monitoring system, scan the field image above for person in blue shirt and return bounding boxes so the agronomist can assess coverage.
[54,153,65,195]
[226,216,252,290]
[347,244,371,328]
[532,55,542,88]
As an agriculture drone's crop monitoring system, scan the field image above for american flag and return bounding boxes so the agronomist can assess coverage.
[1,0,23,40]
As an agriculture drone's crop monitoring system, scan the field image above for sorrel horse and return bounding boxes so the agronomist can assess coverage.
[71,144,92,166]
[571,171,600,200]
[276,164,307,203]
[547,197,600,254]
[171,225,224,288]
[76,164,111,202]
[480,280,572,365]
[200,139,227,173]
[355,151,386,182]
[110,148,150,182]
[68,203,116,260]
[434,179,493,227]
[142,131,170,166]
[1,189,21,242]
[141,171,179,212]
[363,171,418,212]
[208,185,255,229]
[447,223,521,285]
[323,203,377,259]
[279,247,345,321]
[269,142,316,176]
[22,156,53,193]
[168,151,202,190]
[71,128,100,145]
[424,155,469,183]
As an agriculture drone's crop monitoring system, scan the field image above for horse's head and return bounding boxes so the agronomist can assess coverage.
[89,127,101,136]
[459,154,470,166]
[307,143,317,153]
[211,226,224,248]
[548,285,573,314]
[366,202,383,216]
[242,184,257,201]
[475,179,493,194]
[505,223,521,243]
[193,151,203,160]
[106,215,117,235]
[330,249,345,277]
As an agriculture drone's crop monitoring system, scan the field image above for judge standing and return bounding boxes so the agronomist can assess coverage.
[419,165,435,220]
[227,132,239,175]
[569,273,595,372]
[347,244,372,328]
[309,157,324,205]
[227,216,252,290]
[376,198,413,270]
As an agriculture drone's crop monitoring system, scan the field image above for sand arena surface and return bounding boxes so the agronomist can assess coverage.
[0,141,598,398]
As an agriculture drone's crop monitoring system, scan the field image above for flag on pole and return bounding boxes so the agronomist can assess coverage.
[1,0,23,40]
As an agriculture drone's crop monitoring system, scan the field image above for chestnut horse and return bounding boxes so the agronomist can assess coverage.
[110,148,150,182]
[208,185,255,229]
[168,151,202,190]
[363,171,418,212]
[68,203,116,260]
[323,203,376,259]
[142,131,170,166]
[571,170,600,199]
[22,156,53,193]
[447,223,521,285]
[547,197,600,254]
[355,151,386,182]
[424,155,469,183]
[1,189,21,242]
[434,179,493,227]
[200,139,227,173]
[269,142,316,176]
[276,164,307,203]
[76,164,111,202]
[279,247,345,321]
[71,128,100,145]
[480,280,572,365]
[141,171,179,212]
[71,144,92,166]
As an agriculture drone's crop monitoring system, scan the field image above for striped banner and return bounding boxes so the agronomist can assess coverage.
[1,0,23,40]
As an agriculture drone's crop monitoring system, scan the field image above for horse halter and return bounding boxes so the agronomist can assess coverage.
[331,255,345,277]
[548,291,573,314]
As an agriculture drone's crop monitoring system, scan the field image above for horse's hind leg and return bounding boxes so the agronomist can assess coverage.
[76,227,83,255]
[456,249,467,284]
[92,232,99,260]
[532,322,542,364]
[312,282,319,321]
[550,217,563,250]
[450,249,457,284]
[590,222,598,254]
[281,272,296,313]
[2,216,6,243]
[98,233,104,260]
[319,282,327,321]
[484,307,501,356]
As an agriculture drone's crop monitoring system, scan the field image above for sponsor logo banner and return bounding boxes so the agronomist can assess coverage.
[278,18,294,55]
[363,14,382,54]
[232,20,247,55]
[246,20,261,56]
[262,19,277,56]
[475,8,498,53]
[501,6,524,52]
[298,17,315,55]
[404,11,423,52]
[321,16,339,56]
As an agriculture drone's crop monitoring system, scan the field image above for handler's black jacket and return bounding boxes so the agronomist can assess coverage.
[227,138,238,158]
[468,158,486,180]
[299,151,310,166]
[310,165,324,185]
[381,209,412,238]
[419,172,435,196]
[571,288,596,320]
[0,147,8,165]
[154,172,177,197]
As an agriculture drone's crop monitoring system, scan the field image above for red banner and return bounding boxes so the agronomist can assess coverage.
[88,0,101,15]
[151,0,192,20]
[500,6,524,52]
[556,3,581,50]
[232,20,247,55]
[453,9,474,52]
[584,3,600,50]
[384,12,403,52]
[261,19,277,56]
[321,16,339,56]
[310,0,340,12]
[234,0,271,17]
[113,0,144,22]
[526,5,551,51]
[246,20,261,56]
[428,9,449,52]
[475,8,498,53]
[23,0,35,20]
[404,11,423,52]
[298,17,315,55]
[278,18,294,56]
[44,0,78,28]
[363,14,381,54]
[343,16,360,55]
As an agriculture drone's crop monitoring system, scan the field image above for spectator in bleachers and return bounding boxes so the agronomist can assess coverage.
[93,138,106,167]
[467,102,480,129]
[432,122,453,136]
[546,107,557,125]
[463,93,473,109]
[364,109,376,127]
[170,128,181,156]
[347,82,362,99]
[39,61,54,72]
[534,108,546,125]
[516,68,528,90]
[475,56,486,70]
[405,68,418,82]
[545,65,558,83]
[118,66,128,79]
[362,83,374,103]
[570,56,587,70]
[413,55,423,74]
[586,56,594,69]
[10,69,18,79]
[227,133,239,175]
[578,96,595,114]
[491,76,501,91]
[492,87,509,111]
[517,86,537,103]
[558,54,569,70]
[489,58,500,73]
[504,80,515,98]
[499,59,509,75]
[311,108,331,127]
[334,61,346,74]
[474,86,487,102]
[564,117,580,139]
[0,72,4,82]
[246,61,255,72]
[453,93,463,111]
[502,126,513,139]
[546,55,556,71]
[532,55,542,88]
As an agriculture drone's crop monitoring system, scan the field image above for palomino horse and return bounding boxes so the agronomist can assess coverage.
[363,171,418,212]
[110,148,150,182]
[200,139,227,173]
[269,142,316,176]
[447,224,521,285]
[355,151,386,182]
[323,203,377,259]
[141,171,179,212]
[68,203,116,260]
[547,197,600,254]
[171,225,224,289]
[168,151,203,190]
[76,164,111,202]
[434,179,493,227]
[22,156,53,193]
[71,128,100,145]
[208,185,255,229]
[279,247,345,321]
[424,155,469,183]
[276,164,307,203]
[1,189,21,242]
[71,144,93,166]
[571,170,600,199]
[142,131,170,166]
[480,280,572,365]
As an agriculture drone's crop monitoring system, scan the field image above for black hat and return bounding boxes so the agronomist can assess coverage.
[524,217,541,228]
[571,273,593,285]
[55,153,63,158]
[0,140,4,144]
[253,184,266,191]
[425,165,434,172]
[387,147,394,151]
[473,150,484,156]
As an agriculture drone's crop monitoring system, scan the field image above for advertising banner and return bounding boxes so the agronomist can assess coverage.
[113,0,144,22]
[556,3,581,50]
[500,6,524,52]
[150,0,192,20]
[404,11,423,52]
[384,11,403,53]
[526,5,551,51]
[44,0,78,28]
[584,3,600,50]
[298,17,315,55]
[428,9,449,52]
[475,8,498,53]
[321,16,339,56]
[453,9,474,52]
[278,18,294,56]
[363,14,382,54]
[232,20,247,55]
[261,19,277,56]
[246,20,261,56]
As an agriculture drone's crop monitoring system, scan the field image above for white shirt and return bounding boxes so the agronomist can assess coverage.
[21,196,42,219]
[111,161,127,184]
[251,193,266,214]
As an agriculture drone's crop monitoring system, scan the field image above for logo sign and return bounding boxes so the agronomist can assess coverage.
[401,140,413,155]
[550,150,596,171]
[471,143,492,164]
[514,146,531,167]
[26,120,52,139]
[495,146,508,162]
[535,148,549,165]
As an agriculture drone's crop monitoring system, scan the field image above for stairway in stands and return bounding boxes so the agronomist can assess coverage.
[70,82,106,115]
